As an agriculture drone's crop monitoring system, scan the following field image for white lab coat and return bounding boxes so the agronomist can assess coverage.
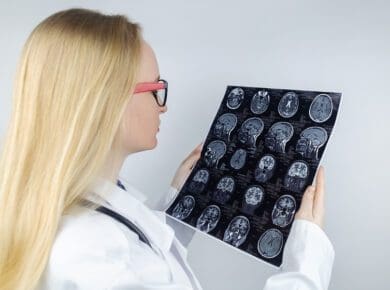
[37,177,335,290]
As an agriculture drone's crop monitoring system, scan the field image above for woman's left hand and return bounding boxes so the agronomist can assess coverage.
[170,142,203,191]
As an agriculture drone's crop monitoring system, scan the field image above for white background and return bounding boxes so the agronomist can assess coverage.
[1,1,389,289]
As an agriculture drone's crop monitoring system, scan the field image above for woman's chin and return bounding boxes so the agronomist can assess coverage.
[148,137,158,150]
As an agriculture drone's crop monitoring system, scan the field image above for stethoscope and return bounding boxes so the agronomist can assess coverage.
[79,179,175,284]
[80,179,153,249]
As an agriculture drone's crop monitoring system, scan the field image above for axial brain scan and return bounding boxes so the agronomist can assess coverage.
[250,90,270,114]
[278,92,299,118]
[227,87,245,109]
[257,228,284,259]
[309,93,333,123]
[230,148,247,170]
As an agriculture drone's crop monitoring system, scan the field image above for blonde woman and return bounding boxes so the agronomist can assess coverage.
[0,8,335,290]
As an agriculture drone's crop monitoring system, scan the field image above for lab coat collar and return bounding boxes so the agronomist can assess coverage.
[85,176,175,253]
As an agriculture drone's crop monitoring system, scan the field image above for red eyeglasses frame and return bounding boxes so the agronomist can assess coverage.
[133,79,168,106]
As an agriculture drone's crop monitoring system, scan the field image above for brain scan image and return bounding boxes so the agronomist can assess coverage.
[254,154,276,183]
[204,140,226,168]
[309,94,333,123]
[196,205,221,233]
[278,92,299,118]
[223,216,250,247]
[241,186,265,215]
[166,85,341,268]
[212,176,235,204]
[257,228,284,259]
[188,169,210,195]
[237,117,264,148]
[230,148,247,170]
[296,127,328,160]
[226,87,245,109]
[172,195,195,220]
[265,122,294,153]
[213,113,238,141]
[271,195,296,228]
[284,161,309,192]
[250,90,270,114]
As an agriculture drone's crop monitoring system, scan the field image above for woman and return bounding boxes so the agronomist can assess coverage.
[0,8,334,290]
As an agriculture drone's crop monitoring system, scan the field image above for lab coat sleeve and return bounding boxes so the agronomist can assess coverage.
[262,219,335,290]
[153,186,196,248]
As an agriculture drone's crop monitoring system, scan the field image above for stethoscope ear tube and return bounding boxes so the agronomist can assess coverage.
[94,204,153,249]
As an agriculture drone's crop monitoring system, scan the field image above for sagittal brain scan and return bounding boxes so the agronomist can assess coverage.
[265,122,294,153]
[237,117,264,148]
[167,85,341,267]
[223,216,250,247]
[278,92,299,118]
[271,195,296,228]
[251,90,270,114]
[204,140,226,168]
[296,127,328,160]
[196,205,221,233]
[213,113,238,141]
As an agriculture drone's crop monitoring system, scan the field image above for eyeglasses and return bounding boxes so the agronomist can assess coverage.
[133,79,168,107]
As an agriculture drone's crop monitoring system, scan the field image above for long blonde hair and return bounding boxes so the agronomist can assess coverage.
[0,8,142,290]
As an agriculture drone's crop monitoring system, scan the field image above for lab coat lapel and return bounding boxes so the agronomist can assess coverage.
[87,177,203,290]
[87,177,175,253]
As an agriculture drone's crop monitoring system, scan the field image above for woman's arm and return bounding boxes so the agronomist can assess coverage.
[263,166,335,290]
[155,185,197,248]
[152,143,203,247]
[263,219,335,290]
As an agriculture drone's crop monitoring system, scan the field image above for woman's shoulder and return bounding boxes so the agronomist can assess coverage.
[49,205,132,265]
[38,206,141,289]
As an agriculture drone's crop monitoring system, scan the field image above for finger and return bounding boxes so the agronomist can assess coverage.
[313,166,325,220]
[296,185,315,218]
[191,142,203,155]
[187,142,203,160]
[183,149,202,169]
[182,143,203,164]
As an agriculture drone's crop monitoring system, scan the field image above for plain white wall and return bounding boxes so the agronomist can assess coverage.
[1,1,389,289]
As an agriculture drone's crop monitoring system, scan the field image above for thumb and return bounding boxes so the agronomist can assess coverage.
[296,185,315,218]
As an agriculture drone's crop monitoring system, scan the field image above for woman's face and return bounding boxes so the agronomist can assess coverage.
[120,39,167,154]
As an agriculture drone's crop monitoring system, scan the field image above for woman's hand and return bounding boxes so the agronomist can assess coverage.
[294,166,326,229]
[170,142,203,191]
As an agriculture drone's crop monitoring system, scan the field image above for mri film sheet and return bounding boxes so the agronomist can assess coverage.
[165,85,342,267]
